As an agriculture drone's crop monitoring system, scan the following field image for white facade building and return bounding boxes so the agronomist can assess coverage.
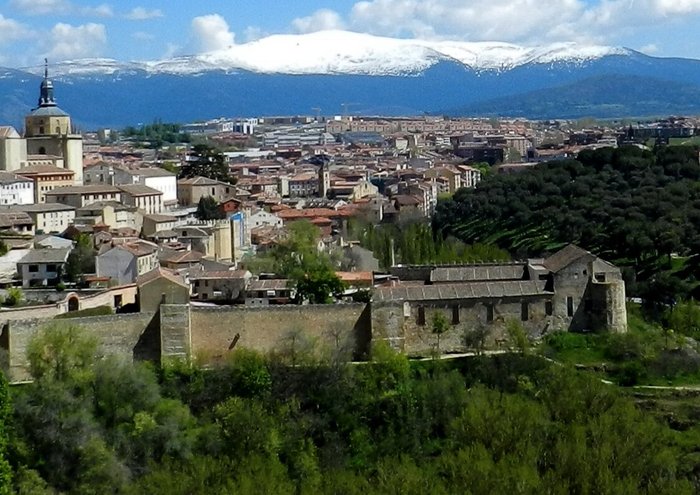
[0,172,34,205]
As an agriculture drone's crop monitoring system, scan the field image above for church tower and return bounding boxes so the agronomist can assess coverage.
[23,59,83,184]
[318,161,331,198]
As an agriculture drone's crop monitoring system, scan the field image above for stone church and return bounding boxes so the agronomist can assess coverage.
[0,60,83,184]
[372,244,627,355]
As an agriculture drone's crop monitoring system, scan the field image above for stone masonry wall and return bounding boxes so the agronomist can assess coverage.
[5,312,157,382]
[190,304,371,362]
[372,295,555,356]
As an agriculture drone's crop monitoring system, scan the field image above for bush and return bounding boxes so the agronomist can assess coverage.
[4,287,22,307]
[543,332,593,352]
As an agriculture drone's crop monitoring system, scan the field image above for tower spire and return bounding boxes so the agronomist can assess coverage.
[38,58,55,108]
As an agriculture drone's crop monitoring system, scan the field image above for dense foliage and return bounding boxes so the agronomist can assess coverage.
[178,144,233,184]
[194,196,225,221]
[121,122,191,148]
[3,323,699,493]
[350,219,510,269]
[434,145,700,304]
[243,221,345,304]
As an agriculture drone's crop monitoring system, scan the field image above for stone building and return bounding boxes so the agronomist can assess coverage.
[0,61,83,184]
[372,245,626,355]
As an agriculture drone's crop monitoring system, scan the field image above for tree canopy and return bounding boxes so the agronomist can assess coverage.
[178,144,233,184]
[433,145,700,305]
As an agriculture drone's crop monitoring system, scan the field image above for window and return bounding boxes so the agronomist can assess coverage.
[417,306,426,326]
[28,265,39,273]
[567,296,574,317]
[46,264,57,272]
[595,273,606,283]
[452,305,460,325]
[521,302,529,321]
[486,304,494,323]
[545,301,553,316]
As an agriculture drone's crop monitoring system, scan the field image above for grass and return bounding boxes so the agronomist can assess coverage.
[55,305,114,319]
[538,303,700,387]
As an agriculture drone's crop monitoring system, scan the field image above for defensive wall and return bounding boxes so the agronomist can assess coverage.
[0,303,372,383]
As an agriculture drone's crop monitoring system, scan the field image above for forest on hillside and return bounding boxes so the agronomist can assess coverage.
[433,145,700,307]
[0,324,698,494]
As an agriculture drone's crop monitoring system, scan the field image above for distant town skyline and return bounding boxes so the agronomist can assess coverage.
[1,0,700,68]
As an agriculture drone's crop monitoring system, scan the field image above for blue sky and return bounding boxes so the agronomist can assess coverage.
[2,0,700,68]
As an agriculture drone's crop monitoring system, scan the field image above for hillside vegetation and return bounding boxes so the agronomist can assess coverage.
[434,145,700,307]
[1,323,698,493]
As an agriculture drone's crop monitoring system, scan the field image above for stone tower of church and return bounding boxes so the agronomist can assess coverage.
[22,60,83,184]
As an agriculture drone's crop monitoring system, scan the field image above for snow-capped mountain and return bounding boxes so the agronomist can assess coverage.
[4,30,700,127]
[32,30,631,77]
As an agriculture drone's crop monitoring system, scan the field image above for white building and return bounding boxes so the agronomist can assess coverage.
[117,184,163,215]
[0,172,34,205]
[249,210,283,228]
[7,203,76,233]
[85,164,177,206]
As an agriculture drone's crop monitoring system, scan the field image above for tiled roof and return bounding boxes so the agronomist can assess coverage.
[136,267,188,288]
[17,248,71,264]
[45,185,120,196]
[0,172,31,185]
[373,280,552,303]
[16,164,75,175]
[158,248,204,264]
[543,245,592,273]
[117,184,163,196]
[1,202,75,213]
[430,264,527,283]
[190,270,251,280]
[118,241,158,257]
[131,167,175,178]
[248,279,291,291]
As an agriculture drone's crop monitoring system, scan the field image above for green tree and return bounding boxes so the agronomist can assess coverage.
[667,299,700,339]
[431,310,450,357]
[26,323,97,384]
[179,144,233,183]
[505,319,530,355]
[195,195,225,221]
[271,221,346,304]
[0,372,11,495]
[65,233,95,282]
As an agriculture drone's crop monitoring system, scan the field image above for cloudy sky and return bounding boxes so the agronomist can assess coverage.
[2,0,700,68]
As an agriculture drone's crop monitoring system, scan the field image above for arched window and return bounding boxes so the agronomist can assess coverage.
[38,147,46,154]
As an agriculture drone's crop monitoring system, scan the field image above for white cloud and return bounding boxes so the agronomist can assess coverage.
[639,43,660,54]
[349,0,587,42]
[82,4,113,17]
[188,14,235,53]
[0,14,33,44]
[10,0,70,15]
[292,9,345,34]
[43,22,107,60]
[125,7,163,21]
[344,0,700,45]
[243,26,266,42]
[131,31,154,41]
[10,0,112,17]
[652,0,700,15]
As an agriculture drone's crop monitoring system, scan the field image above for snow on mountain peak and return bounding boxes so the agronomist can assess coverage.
[33,30,630,78]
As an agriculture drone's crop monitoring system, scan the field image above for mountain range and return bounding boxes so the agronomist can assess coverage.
[2,30,700,129]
